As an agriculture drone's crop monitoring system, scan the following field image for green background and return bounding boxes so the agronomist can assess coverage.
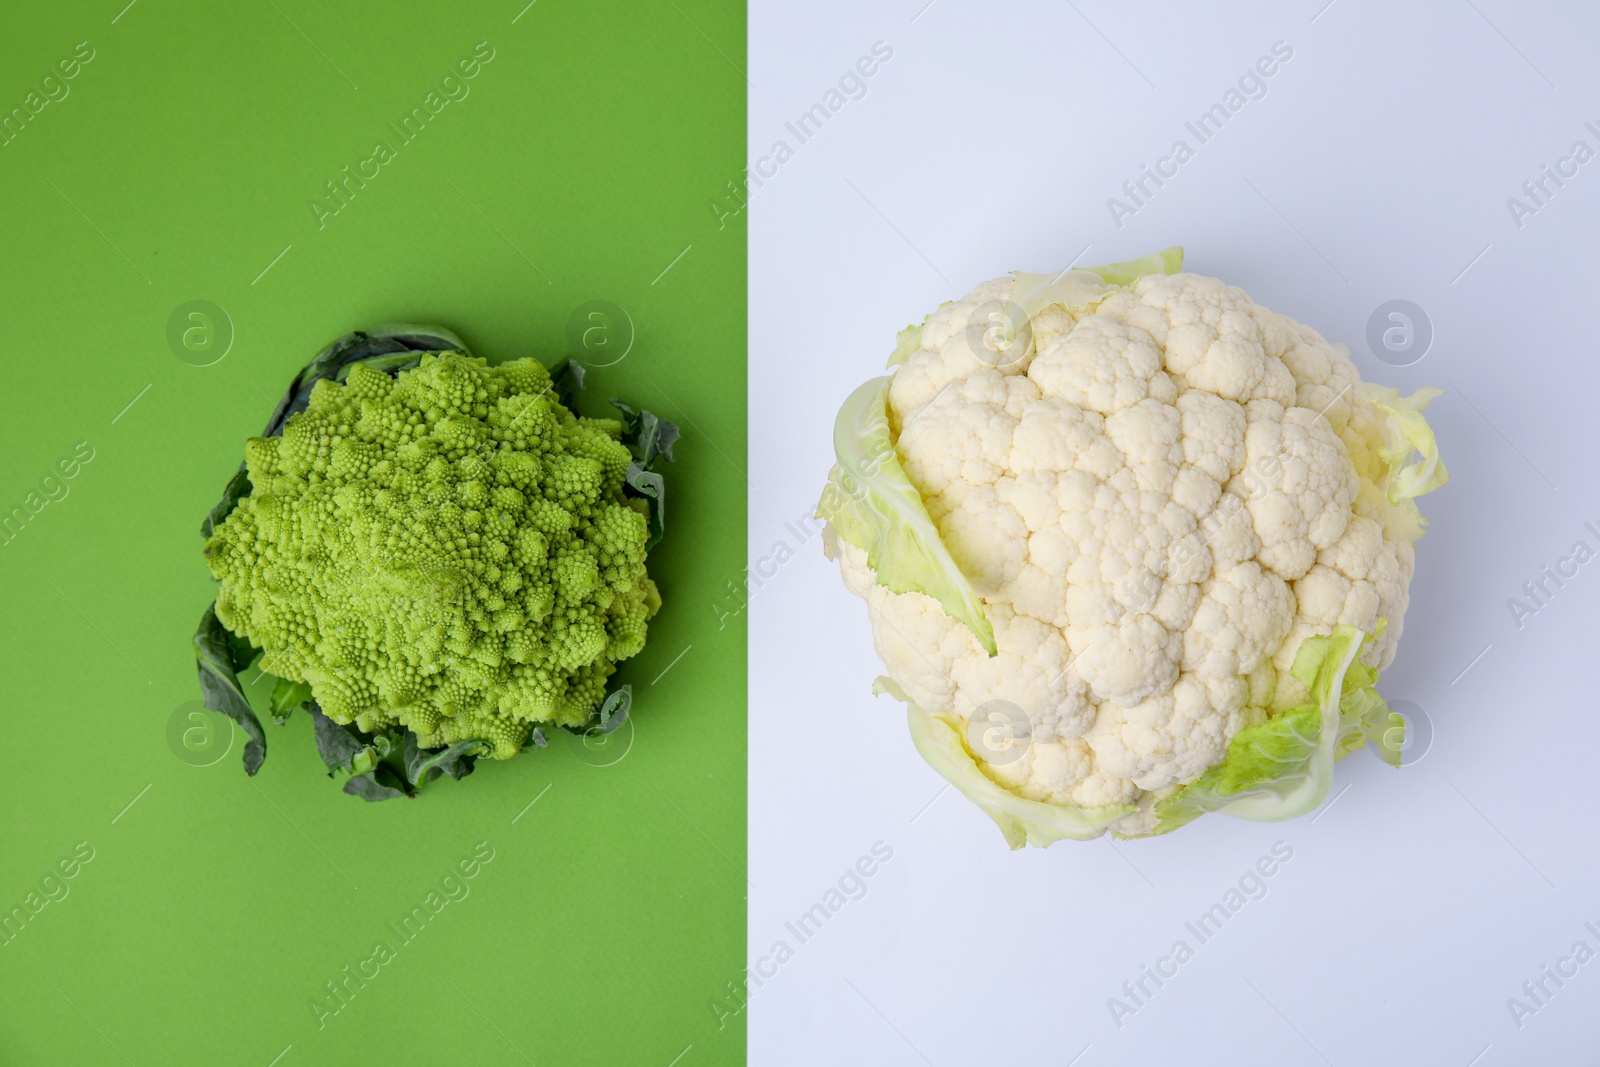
[0,1,746,1064]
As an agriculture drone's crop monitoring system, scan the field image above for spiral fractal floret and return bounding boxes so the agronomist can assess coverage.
[204,351,659,760]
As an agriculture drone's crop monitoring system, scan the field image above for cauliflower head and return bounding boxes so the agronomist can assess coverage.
[818,249,1447,843]
[205,351,660,760]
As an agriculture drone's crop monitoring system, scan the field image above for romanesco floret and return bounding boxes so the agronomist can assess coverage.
[203,352,659,759]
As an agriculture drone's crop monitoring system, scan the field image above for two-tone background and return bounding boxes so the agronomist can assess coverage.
[5,0,1599,1063]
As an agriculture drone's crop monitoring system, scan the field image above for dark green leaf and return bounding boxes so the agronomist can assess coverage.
[625,463,666,549]
[610,399,679,466]
[194,603,267,774]
[551,358,586,411]
[268,677,314,724]
[201,465,253,538]
[403,732,486,786]
[224,628,259,674]
[596,685,632,734]
[606,399,673,550]
[559,684,632,737]
[374,763,415,796]
[310,705,370,774]
[343,765,412,802]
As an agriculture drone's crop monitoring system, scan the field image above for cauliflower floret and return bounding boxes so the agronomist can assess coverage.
[825,266,1444,838]
[1085,674,1251,790]
[1029,317,1176,414]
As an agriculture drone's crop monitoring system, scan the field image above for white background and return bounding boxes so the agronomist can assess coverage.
[748,1,1600,1063]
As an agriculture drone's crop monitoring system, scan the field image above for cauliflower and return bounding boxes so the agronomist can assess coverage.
[817,250,1448,843]
[195,326,675,799]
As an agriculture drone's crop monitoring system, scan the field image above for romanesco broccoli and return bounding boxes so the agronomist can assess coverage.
[206,351,657,757]
[197,331,674,796]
